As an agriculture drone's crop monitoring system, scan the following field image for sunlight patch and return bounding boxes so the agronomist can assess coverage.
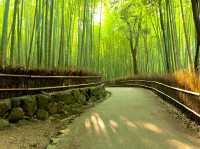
[90,112,107,135]
[94,2,104,24]
[143,122,162,134]
[120,116,137,128]
[85,118,92,129]
[167,139,192,149]
[109,120,118,133]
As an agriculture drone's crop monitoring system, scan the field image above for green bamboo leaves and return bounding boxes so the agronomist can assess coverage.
[0,0,199,79]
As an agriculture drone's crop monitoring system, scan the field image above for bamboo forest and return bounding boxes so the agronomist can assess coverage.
[0,0,200,149]
[0,0,199,79]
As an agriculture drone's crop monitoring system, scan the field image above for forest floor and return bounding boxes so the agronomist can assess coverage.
[47,87,200,149]
[0,109,89,149]
[0,117,64,149]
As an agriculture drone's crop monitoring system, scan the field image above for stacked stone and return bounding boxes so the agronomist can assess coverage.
[0,85,107,129]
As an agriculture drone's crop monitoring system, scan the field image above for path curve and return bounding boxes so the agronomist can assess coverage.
[48,87,200,149]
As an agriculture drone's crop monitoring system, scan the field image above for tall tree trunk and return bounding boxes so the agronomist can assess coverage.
[127,17,142,75]
[48,0,54,68]
[1,0,10,67]
[97,0,103,72]
[44,0,49,67]
[10,0,19,65]
[80,0,87,68]
[158,0,170,73]
[36,0,42,68]
[27,0,38,68]
[39,0,45,68]
[58,0,65,68]
[191,0,200,72]
[180,0,193,68]
[17,0,24,65]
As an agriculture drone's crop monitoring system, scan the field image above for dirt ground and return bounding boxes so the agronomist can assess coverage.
[0,119,63,149]
[0,103,96,149]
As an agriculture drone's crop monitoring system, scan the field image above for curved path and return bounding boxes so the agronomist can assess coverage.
[48,87,200,149]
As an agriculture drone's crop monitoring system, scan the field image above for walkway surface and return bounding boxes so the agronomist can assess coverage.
[49,87,200,149]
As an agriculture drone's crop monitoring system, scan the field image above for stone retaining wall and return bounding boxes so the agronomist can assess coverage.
[0,85,107,129]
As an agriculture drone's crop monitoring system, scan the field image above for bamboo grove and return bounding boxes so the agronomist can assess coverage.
[0,0,200,80]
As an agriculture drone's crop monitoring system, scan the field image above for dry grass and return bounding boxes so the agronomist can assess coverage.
[115,70,200,115]
[0,66,100,96]
[174,70,200,93]
[116,69,200,93]
[0,65,98,76]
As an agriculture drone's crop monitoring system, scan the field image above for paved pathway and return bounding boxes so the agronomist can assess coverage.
[49,87,200,149]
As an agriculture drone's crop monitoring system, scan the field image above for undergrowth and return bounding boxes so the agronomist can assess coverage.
[117,69,200,93]
[0,65,98,76]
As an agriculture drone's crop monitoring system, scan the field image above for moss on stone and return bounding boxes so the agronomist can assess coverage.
[0,99,11,116]
[57,101,65,113]
[8,107,24,122]
[37,94,50,110]
[37,109,49,120]
[11,97,22,108]
[51,91,74,104]
[80,89,90,101]
[48,102,58,114]
[72,90,86,105]
[91,86,106,100]
[89,96,97,102]
[1,86,107,123]
[0,118,9,130]
[21,96,37,116]
[68,103,83,115]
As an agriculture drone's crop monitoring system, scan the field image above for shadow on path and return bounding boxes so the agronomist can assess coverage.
[48,87,200,149]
